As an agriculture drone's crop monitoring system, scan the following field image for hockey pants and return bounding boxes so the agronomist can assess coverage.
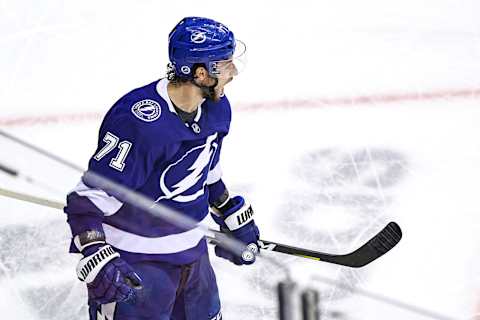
[88,251,222,320]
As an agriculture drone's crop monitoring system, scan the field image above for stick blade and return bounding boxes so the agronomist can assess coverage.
[342,221,402,268]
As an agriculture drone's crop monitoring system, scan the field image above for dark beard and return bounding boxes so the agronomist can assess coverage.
[194,77,220,101]
[200,85,220,101]
[200,81,224,102]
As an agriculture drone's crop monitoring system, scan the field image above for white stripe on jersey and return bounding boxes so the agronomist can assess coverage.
[73,181,123,216]
[102,214,209,254]
[206,163,222,185]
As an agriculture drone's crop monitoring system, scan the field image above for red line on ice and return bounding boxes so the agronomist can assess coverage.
[1,88,480,127]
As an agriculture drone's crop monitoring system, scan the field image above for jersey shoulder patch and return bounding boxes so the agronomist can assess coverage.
[130,99,161,122]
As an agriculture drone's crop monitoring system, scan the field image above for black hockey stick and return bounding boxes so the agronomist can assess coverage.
[225,222,402,268]
[0,185,401,268]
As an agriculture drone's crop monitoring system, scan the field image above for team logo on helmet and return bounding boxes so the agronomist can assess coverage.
[131,99,161,122]
[181,65,191,74]
[190,31,206,44]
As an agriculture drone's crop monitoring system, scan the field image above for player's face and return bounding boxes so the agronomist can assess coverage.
[216,59,238,86]
[193,57,241,102]
[199,40,246,101]
[209,59,238,100]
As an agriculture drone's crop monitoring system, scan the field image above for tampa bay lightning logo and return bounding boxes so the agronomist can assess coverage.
[157,133,218,203]
[131,99,161,122]
[191,31,206,44]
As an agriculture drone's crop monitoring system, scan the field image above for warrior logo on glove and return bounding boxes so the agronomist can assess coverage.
[77,245,119,282]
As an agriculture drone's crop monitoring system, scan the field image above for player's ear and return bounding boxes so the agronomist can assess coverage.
[194,65,208,81]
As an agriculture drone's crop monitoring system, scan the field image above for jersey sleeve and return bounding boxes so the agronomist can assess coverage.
[207,134,229,205]
[65,110,163,244]
[206,95,232,205]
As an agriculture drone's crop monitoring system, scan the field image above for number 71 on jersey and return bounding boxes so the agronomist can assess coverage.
[93,132,132,172]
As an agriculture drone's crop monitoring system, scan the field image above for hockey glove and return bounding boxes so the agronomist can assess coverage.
[74,231,143,305]
[211,196,260,265]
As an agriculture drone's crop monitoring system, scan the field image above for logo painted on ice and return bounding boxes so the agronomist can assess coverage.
[131,99,161,122]
[191,31,206,43]
[157,133,218,203]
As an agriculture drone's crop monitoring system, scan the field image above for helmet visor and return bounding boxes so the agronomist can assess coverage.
[209,39,247,77]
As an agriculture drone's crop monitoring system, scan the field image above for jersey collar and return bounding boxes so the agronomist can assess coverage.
[156,78,204,122]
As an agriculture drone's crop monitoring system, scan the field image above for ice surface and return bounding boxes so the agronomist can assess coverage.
[2,1,480,319]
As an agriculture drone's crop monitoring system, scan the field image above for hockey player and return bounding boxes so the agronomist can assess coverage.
[64,17,260,319]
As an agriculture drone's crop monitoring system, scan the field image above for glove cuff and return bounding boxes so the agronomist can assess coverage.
[224,202,254,231]
[211,196,254,231]
[73,230,106,253]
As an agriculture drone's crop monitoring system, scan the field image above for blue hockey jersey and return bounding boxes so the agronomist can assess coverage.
[64,78,231,264]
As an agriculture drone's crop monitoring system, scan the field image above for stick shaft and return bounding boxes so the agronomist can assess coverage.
[0,130,84,172]
[0,187,64,210]
[0,186,399,268]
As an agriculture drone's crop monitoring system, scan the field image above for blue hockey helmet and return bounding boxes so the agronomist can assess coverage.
[168,17,241,79]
